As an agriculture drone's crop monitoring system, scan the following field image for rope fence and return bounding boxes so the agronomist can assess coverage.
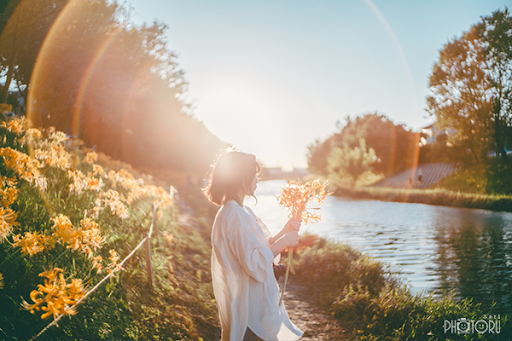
[29,203,160,341]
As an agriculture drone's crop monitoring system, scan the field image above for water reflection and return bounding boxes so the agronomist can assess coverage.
[433,211,512,312]
[250,180,512,313]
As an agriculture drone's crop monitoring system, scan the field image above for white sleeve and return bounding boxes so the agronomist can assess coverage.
[227,211,274,283]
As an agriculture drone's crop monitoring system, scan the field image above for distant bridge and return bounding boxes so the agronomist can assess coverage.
[261,167,309,181]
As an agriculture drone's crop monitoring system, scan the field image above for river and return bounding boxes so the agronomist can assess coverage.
[247,180,512,313]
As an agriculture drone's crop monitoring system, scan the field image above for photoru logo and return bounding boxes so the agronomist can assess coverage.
[444,315,501,335]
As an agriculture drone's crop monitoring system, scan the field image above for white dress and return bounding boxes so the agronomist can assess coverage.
[211,200,303,341]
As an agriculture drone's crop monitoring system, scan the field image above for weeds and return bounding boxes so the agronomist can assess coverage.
[293,235,510,340]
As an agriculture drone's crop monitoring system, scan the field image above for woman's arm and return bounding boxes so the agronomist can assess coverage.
[269,231,299,258]
[269,217,301,245]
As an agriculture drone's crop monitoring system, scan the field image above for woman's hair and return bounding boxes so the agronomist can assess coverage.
[203,149,261,205]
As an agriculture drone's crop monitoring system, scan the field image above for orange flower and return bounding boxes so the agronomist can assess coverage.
[0,147,44,185]
[277,180,327,224]
[84,151,98,163]
[106,249,123,276]
[0,207,19,242]
[12,232,55,256]
[21,268,85,320]
[92,255,103,274]
[1,116,25,134]
[51,214,104,256]
[0,187,17,207]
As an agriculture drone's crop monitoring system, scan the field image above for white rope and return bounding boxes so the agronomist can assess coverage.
[29,204,159,341]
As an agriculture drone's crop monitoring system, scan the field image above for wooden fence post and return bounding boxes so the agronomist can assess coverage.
[144,231,153,287]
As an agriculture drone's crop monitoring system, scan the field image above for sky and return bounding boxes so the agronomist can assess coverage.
[128,0,510,170]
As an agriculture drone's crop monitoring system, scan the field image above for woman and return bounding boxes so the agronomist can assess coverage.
[204,150,303,341]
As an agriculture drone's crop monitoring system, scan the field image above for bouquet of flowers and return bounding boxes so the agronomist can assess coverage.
[277,179,327,305]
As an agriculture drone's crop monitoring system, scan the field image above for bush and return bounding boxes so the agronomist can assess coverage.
[293,235,510,340]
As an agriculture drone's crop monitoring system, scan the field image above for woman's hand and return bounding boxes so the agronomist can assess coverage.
[282,231,299,248]
[283,217,301,234]
[269,231,299,257]
[269,218,301,246]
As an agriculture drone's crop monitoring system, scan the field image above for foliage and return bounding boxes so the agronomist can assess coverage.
[308,113,419,179]
[434,163,489,194]
[0,0,68,101]
[427,7,512,164]
[294,235,510,340]
[0,0,225,177]
[326,138,382,187]
[0,117,219,340]
[486,157,512,194]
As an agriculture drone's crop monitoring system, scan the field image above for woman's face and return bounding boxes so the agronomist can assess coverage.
[247,176,258,195]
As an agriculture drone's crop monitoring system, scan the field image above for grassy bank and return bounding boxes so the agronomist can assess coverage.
[0,117,220,340]
[333,186,512,212]
[292,235,510,340]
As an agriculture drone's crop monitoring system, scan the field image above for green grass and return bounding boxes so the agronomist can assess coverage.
[0,119,220,340]
[292,235,510,340]
[333,186,512,212]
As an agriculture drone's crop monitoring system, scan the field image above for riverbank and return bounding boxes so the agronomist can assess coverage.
[333,185,512,212]
[290,235,511,340]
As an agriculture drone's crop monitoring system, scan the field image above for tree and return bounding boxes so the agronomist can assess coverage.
[326,138,377,187]
[477,8,512,159]
[427,8,512,163]
[1,0,225,176]
[0,0,69,103]
[308,112,419,177]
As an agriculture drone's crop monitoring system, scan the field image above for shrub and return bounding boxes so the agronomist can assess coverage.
[293,235,510,340]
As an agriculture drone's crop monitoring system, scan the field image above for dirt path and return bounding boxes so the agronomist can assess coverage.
[279,278,351,340]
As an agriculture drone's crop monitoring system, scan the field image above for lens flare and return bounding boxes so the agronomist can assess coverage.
[71,26,123,139]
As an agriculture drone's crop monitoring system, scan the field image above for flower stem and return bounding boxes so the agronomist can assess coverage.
[0,247,21,268]
[279,249,293,306]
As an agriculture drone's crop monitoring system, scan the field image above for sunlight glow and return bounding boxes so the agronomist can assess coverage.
[72,26,123,138]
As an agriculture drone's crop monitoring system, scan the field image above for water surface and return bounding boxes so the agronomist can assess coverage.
[248,180,512,313]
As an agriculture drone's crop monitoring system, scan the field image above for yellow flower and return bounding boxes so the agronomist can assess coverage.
[85,177,103,192]
[98,189,129,219]
[79,218,105,251]
[108,249,120,264]
[92,255,103,274]
[21,268,85,320]
[1,176,17,188]
[0,147,44,185]
[0,187,17,207]
[0,207,18,242]
[1,116,25,134]
[51,213,83,252]
[106,249,123,276]
[51,214,105,256]
[68,170,87,195]
[277,180,327,224]
[47,131,68,146]
[84,151,98,163]
[12,232,55,256]
[92,164,103,176]
[20,128,43,148]
[0,271,4,289]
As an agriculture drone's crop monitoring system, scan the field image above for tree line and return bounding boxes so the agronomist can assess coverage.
[0,0,225,183]
[308,7,512,194]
